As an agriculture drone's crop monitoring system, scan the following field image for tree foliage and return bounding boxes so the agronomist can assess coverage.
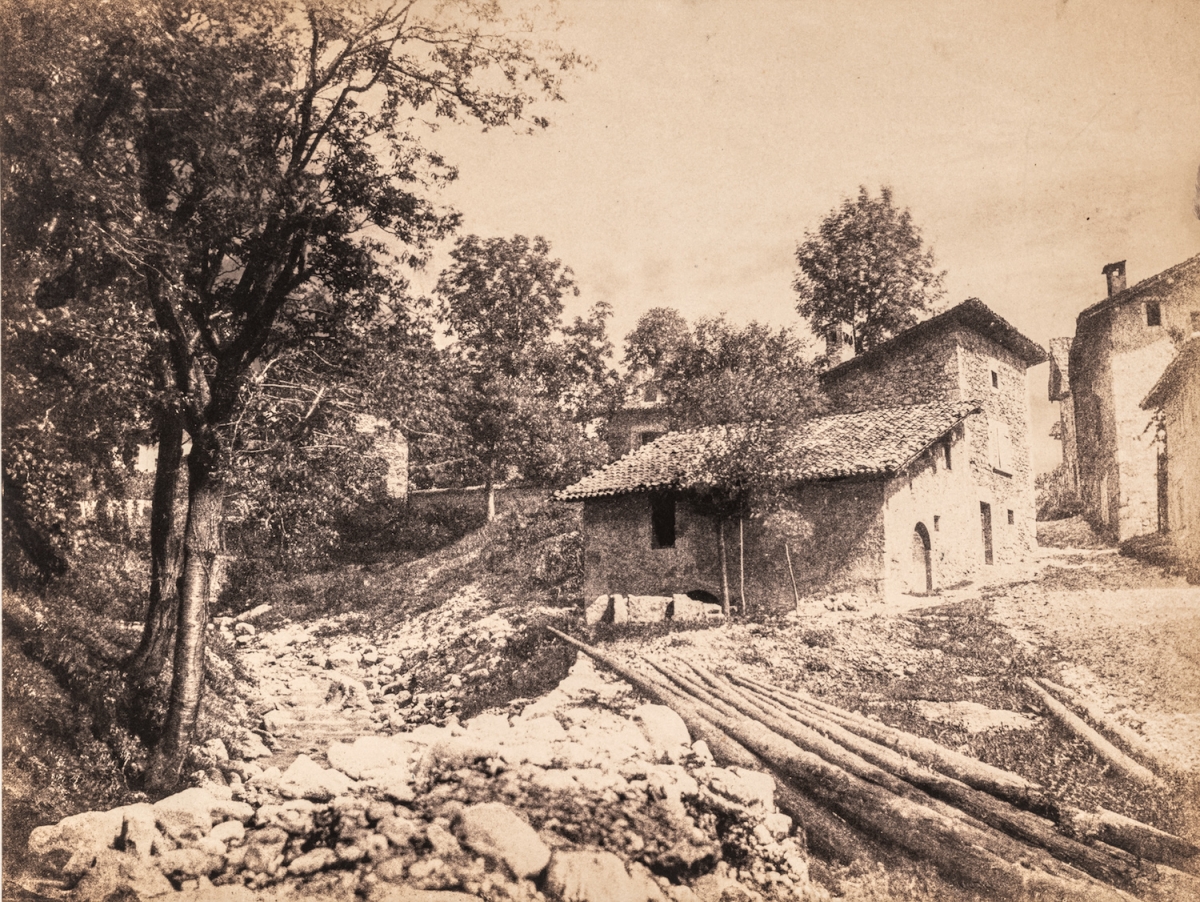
[793,186,945,355]
[622,306,691,375]
[433,235,614,516]
[2,0,580,785]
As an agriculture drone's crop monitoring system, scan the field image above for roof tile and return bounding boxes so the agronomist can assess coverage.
[556,400,980,501]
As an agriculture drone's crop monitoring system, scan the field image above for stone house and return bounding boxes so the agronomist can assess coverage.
[603,379,670,458]
[559,299,1047,609]
[1064,255,1200,540]
[1141,337,1200,571]
[1046,337,1078,490]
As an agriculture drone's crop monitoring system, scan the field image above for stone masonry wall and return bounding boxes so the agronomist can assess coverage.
[1163,369,1200,567]
[822,326,962,410]
[880,423,990,594]
[581,493,724,602]
[956,328,1037,562]
[1071,270,1199,541]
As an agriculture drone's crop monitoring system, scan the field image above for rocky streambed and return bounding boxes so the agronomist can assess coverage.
[21,654,825,902]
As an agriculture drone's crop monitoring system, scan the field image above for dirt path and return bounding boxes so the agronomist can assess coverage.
[989,544,1200,774]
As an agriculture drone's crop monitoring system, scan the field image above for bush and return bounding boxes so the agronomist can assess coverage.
[1036,464,1082,521]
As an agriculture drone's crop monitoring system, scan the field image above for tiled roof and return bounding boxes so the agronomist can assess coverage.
[555,400,981,501]
[1141,338,1200,409]
[821,299,1047,384]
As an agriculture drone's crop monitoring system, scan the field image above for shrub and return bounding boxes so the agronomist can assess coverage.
[1036,463,1082,521]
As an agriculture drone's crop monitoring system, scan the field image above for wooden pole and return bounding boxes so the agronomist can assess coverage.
[738,517,746,614]
[717,519,730,617]
[1024,678,1163,789]
[784,543,800,610]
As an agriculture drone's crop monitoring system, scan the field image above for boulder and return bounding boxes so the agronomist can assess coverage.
[626,595,671,624]
[231,730,272,760]
[325,673,373,710]
[544,850,660,902]
[119,804,165,859]
[669,595,706,622]
[455,802,550,879]
[156,847,224,879]
[611,595,629,625]
[287,846,338,876]
[632,705,691,762]
[277,753,357,801]
[256,800,318,835]
[70,849,175,901]
[200,738,229,762]
[262,709,290,734]
[585,595,611,626]
[327,736,412,780]
[210,819,245,845]
[28,806,131,857]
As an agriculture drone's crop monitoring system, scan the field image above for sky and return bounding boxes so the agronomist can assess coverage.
[410,0,1200,473]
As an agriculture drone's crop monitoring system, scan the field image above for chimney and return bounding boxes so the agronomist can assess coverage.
[1102,260,1126,298]
[825,320,856,365]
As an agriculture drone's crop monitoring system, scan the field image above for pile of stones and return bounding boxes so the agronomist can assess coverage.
[24,658,827,902]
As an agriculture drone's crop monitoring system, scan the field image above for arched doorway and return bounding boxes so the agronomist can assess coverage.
[910,523,932,594]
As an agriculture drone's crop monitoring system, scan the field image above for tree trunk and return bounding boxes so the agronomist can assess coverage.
[485,469,496,522]
[145,454,223,790]
[717,519,730,617]
[738,517,746,614]
[126,413,185,696]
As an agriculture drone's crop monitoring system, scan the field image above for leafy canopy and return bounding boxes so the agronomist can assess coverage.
[793,185,945,355]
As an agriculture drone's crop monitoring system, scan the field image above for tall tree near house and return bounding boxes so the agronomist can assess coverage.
[623,306,693,376]
[793,186,946,355]
[2,0,579,787]
[434,234,613,519]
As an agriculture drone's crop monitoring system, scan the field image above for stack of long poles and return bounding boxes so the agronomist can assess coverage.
[547,629,1200,902]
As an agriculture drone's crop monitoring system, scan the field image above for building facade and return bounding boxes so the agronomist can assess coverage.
[1068,256,1200,541]
[1141,338,1200,573]
[819,299,1046,566]
[1046,337,1078,490]
[561,300,1047,610]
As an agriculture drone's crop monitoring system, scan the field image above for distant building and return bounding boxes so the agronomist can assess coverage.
[1046,337,1078,490]
[354,415,409,500]
[1067,255,1200,540]
[1141,337,1200,571]
[560,299,1046,609]
[603,379,670,457]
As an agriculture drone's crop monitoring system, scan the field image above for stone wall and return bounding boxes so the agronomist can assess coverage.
[1163,369,1200,567]
[956,328,1037,561]
[823,326,962,410]
[1071,275,1199,541]
[880,423,992,593]
[581,494,724,602]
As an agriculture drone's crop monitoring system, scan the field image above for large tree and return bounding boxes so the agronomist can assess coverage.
[2,0,579,786]
[434,234,613,518]
[793,186,945,355]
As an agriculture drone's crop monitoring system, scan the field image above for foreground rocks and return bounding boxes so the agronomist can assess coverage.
[25,656,825,902]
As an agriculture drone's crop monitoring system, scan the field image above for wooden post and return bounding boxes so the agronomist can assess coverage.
[718,519,730,617]
[785,543,800,610]
[738,517,746,614]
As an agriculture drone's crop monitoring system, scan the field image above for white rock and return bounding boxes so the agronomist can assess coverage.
[632,704,691,761]
[545,850,660,902]
[456,802,550,879]
[585,594,611,625]
[277,754,357,801]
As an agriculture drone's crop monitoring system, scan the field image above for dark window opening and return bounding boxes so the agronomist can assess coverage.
[639,431,664,447]
[943,441,952,470]
[1146,302,1161,327]
[644,384,659,402]
[651,493,676,548]
[933,515,940,531]
[1007,509,1014,525]
[980,502,994,565]
[990,370,999,389]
